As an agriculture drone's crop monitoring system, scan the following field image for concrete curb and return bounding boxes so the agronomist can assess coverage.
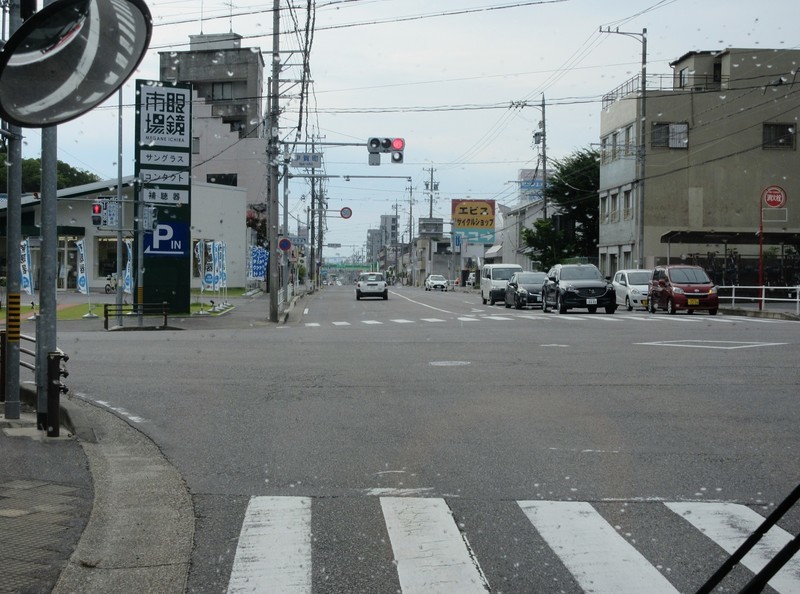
[720,307,800,321]
[53,398,194,594]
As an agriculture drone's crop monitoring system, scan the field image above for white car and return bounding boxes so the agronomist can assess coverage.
[612,269,651,311]
[356,272,388,300]
[425,274,448,291]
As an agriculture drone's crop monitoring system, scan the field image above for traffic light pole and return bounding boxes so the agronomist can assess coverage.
[267,0,280,323]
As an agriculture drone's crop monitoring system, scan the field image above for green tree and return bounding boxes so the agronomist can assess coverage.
[0,152,100,193]
[522,147,600,264]
[521,218,573,270]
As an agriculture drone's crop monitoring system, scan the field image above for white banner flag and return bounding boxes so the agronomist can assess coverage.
[20,240,33,295]
[124,240,133,294]
[76,239,88,295]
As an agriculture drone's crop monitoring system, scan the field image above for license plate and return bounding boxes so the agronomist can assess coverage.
[688,298,699,305]
[586,298,597,305]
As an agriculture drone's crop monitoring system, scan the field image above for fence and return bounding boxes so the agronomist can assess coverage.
[0,330,69,437]
[103,302,170,330]
[718,284,800,316]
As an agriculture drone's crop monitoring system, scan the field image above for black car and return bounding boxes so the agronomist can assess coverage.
[504,271,547,309]
[542,264,616,314]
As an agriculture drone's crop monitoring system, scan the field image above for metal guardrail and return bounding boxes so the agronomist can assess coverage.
[103,302,170,330]
[718,284,800,316]
[0,330,69,437]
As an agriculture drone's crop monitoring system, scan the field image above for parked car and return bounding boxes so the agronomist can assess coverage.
[355,272,388,300]
[648,265,718,315]
[612,269,652,311]
[424,274,448,291]
[505,271,547,309]
[480,263,523,305]
[542,263,616,314]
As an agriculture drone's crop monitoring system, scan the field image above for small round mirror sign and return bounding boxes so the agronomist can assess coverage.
[762,185,787,208]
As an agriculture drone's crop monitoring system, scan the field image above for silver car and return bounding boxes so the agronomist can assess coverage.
[612,269,651,311]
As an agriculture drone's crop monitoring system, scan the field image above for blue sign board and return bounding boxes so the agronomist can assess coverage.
[144,221,190,257]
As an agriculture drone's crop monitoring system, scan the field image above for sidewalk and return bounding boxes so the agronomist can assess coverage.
[0,288,309,593]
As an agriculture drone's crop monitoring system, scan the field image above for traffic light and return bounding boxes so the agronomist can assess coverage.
[390,137,404,163]
[91,201,103,226]
[367,137,405,164]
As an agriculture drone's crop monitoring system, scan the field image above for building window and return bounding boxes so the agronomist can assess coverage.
[652,122,689,149]
[95,237,118,278]
[611,132,619,161]
[624,125,633,156]
[600,137,609,164]
[610,193,619,222]
[207,173,238,186]
[212,82,233,100]
[679,67,689,88]
[623,189,633,220]
[763,123,795,150]
[600,195,608,224]
[192,137,200,154]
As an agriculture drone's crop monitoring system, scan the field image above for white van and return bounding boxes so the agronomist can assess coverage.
[480,263,523,305]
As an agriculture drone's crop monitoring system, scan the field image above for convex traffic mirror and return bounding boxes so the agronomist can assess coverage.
[0,0,152,127]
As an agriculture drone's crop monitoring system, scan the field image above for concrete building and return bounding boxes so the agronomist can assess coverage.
[0,178,248,293]
[159,33,269,213]
[599,47,800,284]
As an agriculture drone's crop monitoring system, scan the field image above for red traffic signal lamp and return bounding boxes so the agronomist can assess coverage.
[367,137,405,163]
[91,201,103,226]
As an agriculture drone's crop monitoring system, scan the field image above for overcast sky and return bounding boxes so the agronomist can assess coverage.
[21,0,799,258]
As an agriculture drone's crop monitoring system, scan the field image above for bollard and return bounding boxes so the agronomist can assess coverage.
[46,351,69,438]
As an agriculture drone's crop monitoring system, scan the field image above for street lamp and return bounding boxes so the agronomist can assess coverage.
[601,27,647,267]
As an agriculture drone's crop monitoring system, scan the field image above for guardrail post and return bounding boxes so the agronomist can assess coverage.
[46,351,69,438]
[162,301,169,328]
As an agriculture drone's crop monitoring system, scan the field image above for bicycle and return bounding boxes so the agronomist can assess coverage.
[105,274,118,294]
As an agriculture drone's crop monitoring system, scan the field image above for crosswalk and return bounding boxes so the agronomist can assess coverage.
[226,496,800,593]
[302,313,788,328]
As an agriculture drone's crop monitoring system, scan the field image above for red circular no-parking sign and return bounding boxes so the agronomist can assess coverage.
[762,185,787,208]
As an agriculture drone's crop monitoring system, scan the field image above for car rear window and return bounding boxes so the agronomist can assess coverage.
[669,268,711,283]
[560,266,603,281]
[518,273,546,283]
[627,271,651,285]
[362,274,383,282]
[492,268,518,281]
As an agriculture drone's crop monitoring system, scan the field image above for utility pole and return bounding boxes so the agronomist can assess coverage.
[3,0,22,419]
[424,168,438,218]
[408,183,414,286]
[601,26,647,267]
[541,94,547,219]
[267,0,280,322]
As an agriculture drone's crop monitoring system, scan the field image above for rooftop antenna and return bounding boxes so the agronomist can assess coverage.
[199,0,204,33]
[224,0,234,33]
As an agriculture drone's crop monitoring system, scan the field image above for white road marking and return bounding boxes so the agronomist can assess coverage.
[421,318,446,322]
[381,497,489,594]
[483,315,514,321]
[361,320,382,325]
[457,316,480,322]
[667,501,800,594]
[227,496,312,593]
[519,500,679,593]
[636,340,788,349]
[332,321,351,326]
[391,319,415,324]
[304,322,320,327]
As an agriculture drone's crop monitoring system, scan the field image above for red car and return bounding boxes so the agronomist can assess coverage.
[648,265,718,315]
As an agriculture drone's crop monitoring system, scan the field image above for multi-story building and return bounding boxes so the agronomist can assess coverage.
[599,47,800,284]
[159,33,269,214]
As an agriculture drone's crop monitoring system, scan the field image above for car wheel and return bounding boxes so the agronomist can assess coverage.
[626,296,633,312]
[489,297,495,306]
[667,298,677,315]
[505,298,511,308]
[356,293,361,300]
[542,294,550,313]
[649,298,657,314]
[605,304,616,314]
[383,291,388,300]
[515,298,522,310]
[557,294,567,314]
[709,309,718,316]
[588,306,597,314]
[687,309,694,315]
[482,296,487,304]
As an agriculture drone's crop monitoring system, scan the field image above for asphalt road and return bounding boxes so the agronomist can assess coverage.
[59,285,800,593]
